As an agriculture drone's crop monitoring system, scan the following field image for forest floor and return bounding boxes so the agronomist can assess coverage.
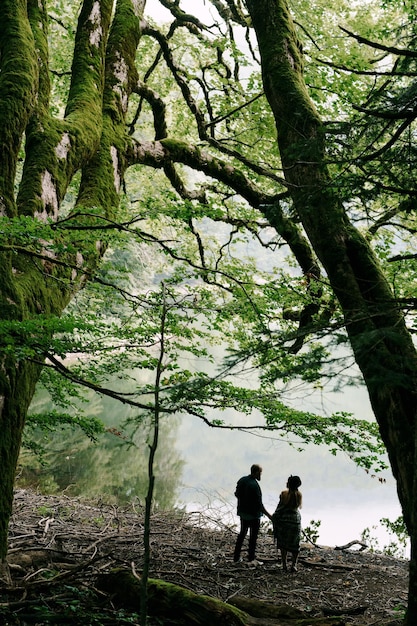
[0,489,409,625]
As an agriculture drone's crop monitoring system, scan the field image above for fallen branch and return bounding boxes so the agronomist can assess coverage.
[298,558,357,571]
[334,541,368,552]
[322,605,368,616]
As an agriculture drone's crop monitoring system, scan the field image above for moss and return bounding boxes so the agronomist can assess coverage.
[65,0,113,125]
[0,0,146,568]
[97,569,249,626]
[102,0,142,123]
[161,138,191,154]
[0,250,24,319]
[0,1,39,214]
[246,0,321,150]
[0,2,39,123]
[27,0,51,111]
[0,356,42,559]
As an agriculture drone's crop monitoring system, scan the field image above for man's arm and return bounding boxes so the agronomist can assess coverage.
[262,503,272,519]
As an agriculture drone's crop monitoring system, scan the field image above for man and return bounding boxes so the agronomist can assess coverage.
[233,464,272,564]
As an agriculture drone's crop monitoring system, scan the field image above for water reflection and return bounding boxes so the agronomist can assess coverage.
[18,377,408,556]
[18,387,184,509]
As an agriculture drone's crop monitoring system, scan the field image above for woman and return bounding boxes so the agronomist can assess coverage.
[272,475,302,572]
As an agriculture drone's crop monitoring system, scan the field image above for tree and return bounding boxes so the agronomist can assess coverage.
[244,0,417,623]
[0,0,142,574]
[1,0,417,621]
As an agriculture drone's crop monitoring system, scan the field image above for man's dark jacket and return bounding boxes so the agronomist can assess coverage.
[235,474,264,519]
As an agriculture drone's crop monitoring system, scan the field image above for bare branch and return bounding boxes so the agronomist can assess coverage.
[339,26,417,58]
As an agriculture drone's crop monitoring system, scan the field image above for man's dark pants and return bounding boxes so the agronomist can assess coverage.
[234,517,260,562]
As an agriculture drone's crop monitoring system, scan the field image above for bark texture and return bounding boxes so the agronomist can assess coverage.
[1,1,416,622]
[245,0,417,623]
[96,568,345,625]
[0,0,143,562]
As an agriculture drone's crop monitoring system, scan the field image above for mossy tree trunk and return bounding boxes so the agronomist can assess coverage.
[97,569,345,626]
[0,0,143,563]
[1,2,417,621]
[245,1,417,623]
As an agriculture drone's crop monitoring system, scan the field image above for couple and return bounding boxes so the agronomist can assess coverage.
[233,464,302,572]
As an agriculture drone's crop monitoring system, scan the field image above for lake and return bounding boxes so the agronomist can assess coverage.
[174,383,407,556]
[21,375,408,558]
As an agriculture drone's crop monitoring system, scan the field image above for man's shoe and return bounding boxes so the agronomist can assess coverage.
[233,558,243,564]
[248,559,263,566]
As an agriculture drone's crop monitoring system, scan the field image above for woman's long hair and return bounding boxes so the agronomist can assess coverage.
[282,475,302,509]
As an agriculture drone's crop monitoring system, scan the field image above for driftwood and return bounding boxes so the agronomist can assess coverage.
[96,568,346,625]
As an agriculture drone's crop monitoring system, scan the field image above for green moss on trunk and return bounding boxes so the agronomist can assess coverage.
[0,0,38,215]
[0,360,42,560]
[0,0,145,568]
[246,0,417,622]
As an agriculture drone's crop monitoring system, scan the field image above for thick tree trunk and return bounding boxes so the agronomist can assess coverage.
[245,1,417,623]
[96,568,345,625]
[0,0,143,568]
[0,362,42,563]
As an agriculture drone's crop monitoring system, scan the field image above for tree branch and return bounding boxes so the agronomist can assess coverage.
[339,26,417,58]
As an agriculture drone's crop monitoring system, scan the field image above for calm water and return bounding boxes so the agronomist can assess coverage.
[174,386,407,556]
[176,419,404,550]
[22,375,408,557]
